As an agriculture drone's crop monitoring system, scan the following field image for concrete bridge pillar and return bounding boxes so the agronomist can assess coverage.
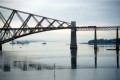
[70,21,77,69]
[94,26,97,49]
[70,21,77,49]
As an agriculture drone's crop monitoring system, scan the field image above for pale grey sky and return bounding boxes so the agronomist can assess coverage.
[0,0,120,26]
[0,0,120,42]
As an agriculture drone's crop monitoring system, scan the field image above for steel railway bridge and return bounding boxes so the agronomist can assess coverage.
[0,6,120,69]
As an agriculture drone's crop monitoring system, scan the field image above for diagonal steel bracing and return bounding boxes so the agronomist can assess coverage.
[0,12,15,38]
[1,10,16,41]
[0,6,70,44]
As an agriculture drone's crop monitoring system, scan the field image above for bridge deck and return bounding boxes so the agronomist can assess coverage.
[0,26,120,31]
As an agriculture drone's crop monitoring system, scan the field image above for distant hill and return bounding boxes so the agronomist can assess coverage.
[10,40,57,45]
[87,38,120,45]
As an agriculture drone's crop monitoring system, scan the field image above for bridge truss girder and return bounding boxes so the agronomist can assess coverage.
[0,6,70,44]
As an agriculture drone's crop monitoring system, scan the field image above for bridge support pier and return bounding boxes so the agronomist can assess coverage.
[70,21,77,49]
[70,21,77,69]
[116,27,119,68]
[94,26,97,68]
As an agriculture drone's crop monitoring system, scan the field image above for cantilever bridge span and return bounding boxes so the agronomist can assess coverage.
[0,6,120,69]
[0,6,120,44]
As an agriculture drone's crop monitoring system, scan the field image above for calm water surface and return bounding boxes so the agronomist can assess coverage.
[0,42,120,80]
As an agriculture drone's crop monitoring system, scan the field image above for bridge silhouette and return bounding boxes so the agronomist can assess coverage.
[0,6,120,70]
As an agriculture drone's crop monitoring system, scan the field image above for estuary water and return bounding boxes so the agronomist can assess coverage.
[0,42,120,80]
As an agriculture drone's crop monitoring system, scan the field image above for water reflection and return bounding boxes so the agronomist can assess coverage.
[116,49,119,68]
[0,52,62,72]
[71,47,99,68]
[0,45,119,72]
[0,51,2,56]
[70,49,77,69]
[94,48,97,68]
[70,69,77,80]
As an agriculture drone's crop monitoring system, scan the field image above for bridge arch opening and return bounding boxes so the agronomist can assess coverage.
[3,29,71,50]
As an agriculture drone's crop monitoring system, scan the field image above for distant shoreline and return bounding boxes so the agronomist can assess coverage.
[80,38,120,45]
[10,40,57,45]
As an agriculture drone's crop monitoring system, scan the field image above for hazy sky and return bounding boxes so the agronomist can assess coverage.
[0,0,120,42]
[0,0,120,26]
